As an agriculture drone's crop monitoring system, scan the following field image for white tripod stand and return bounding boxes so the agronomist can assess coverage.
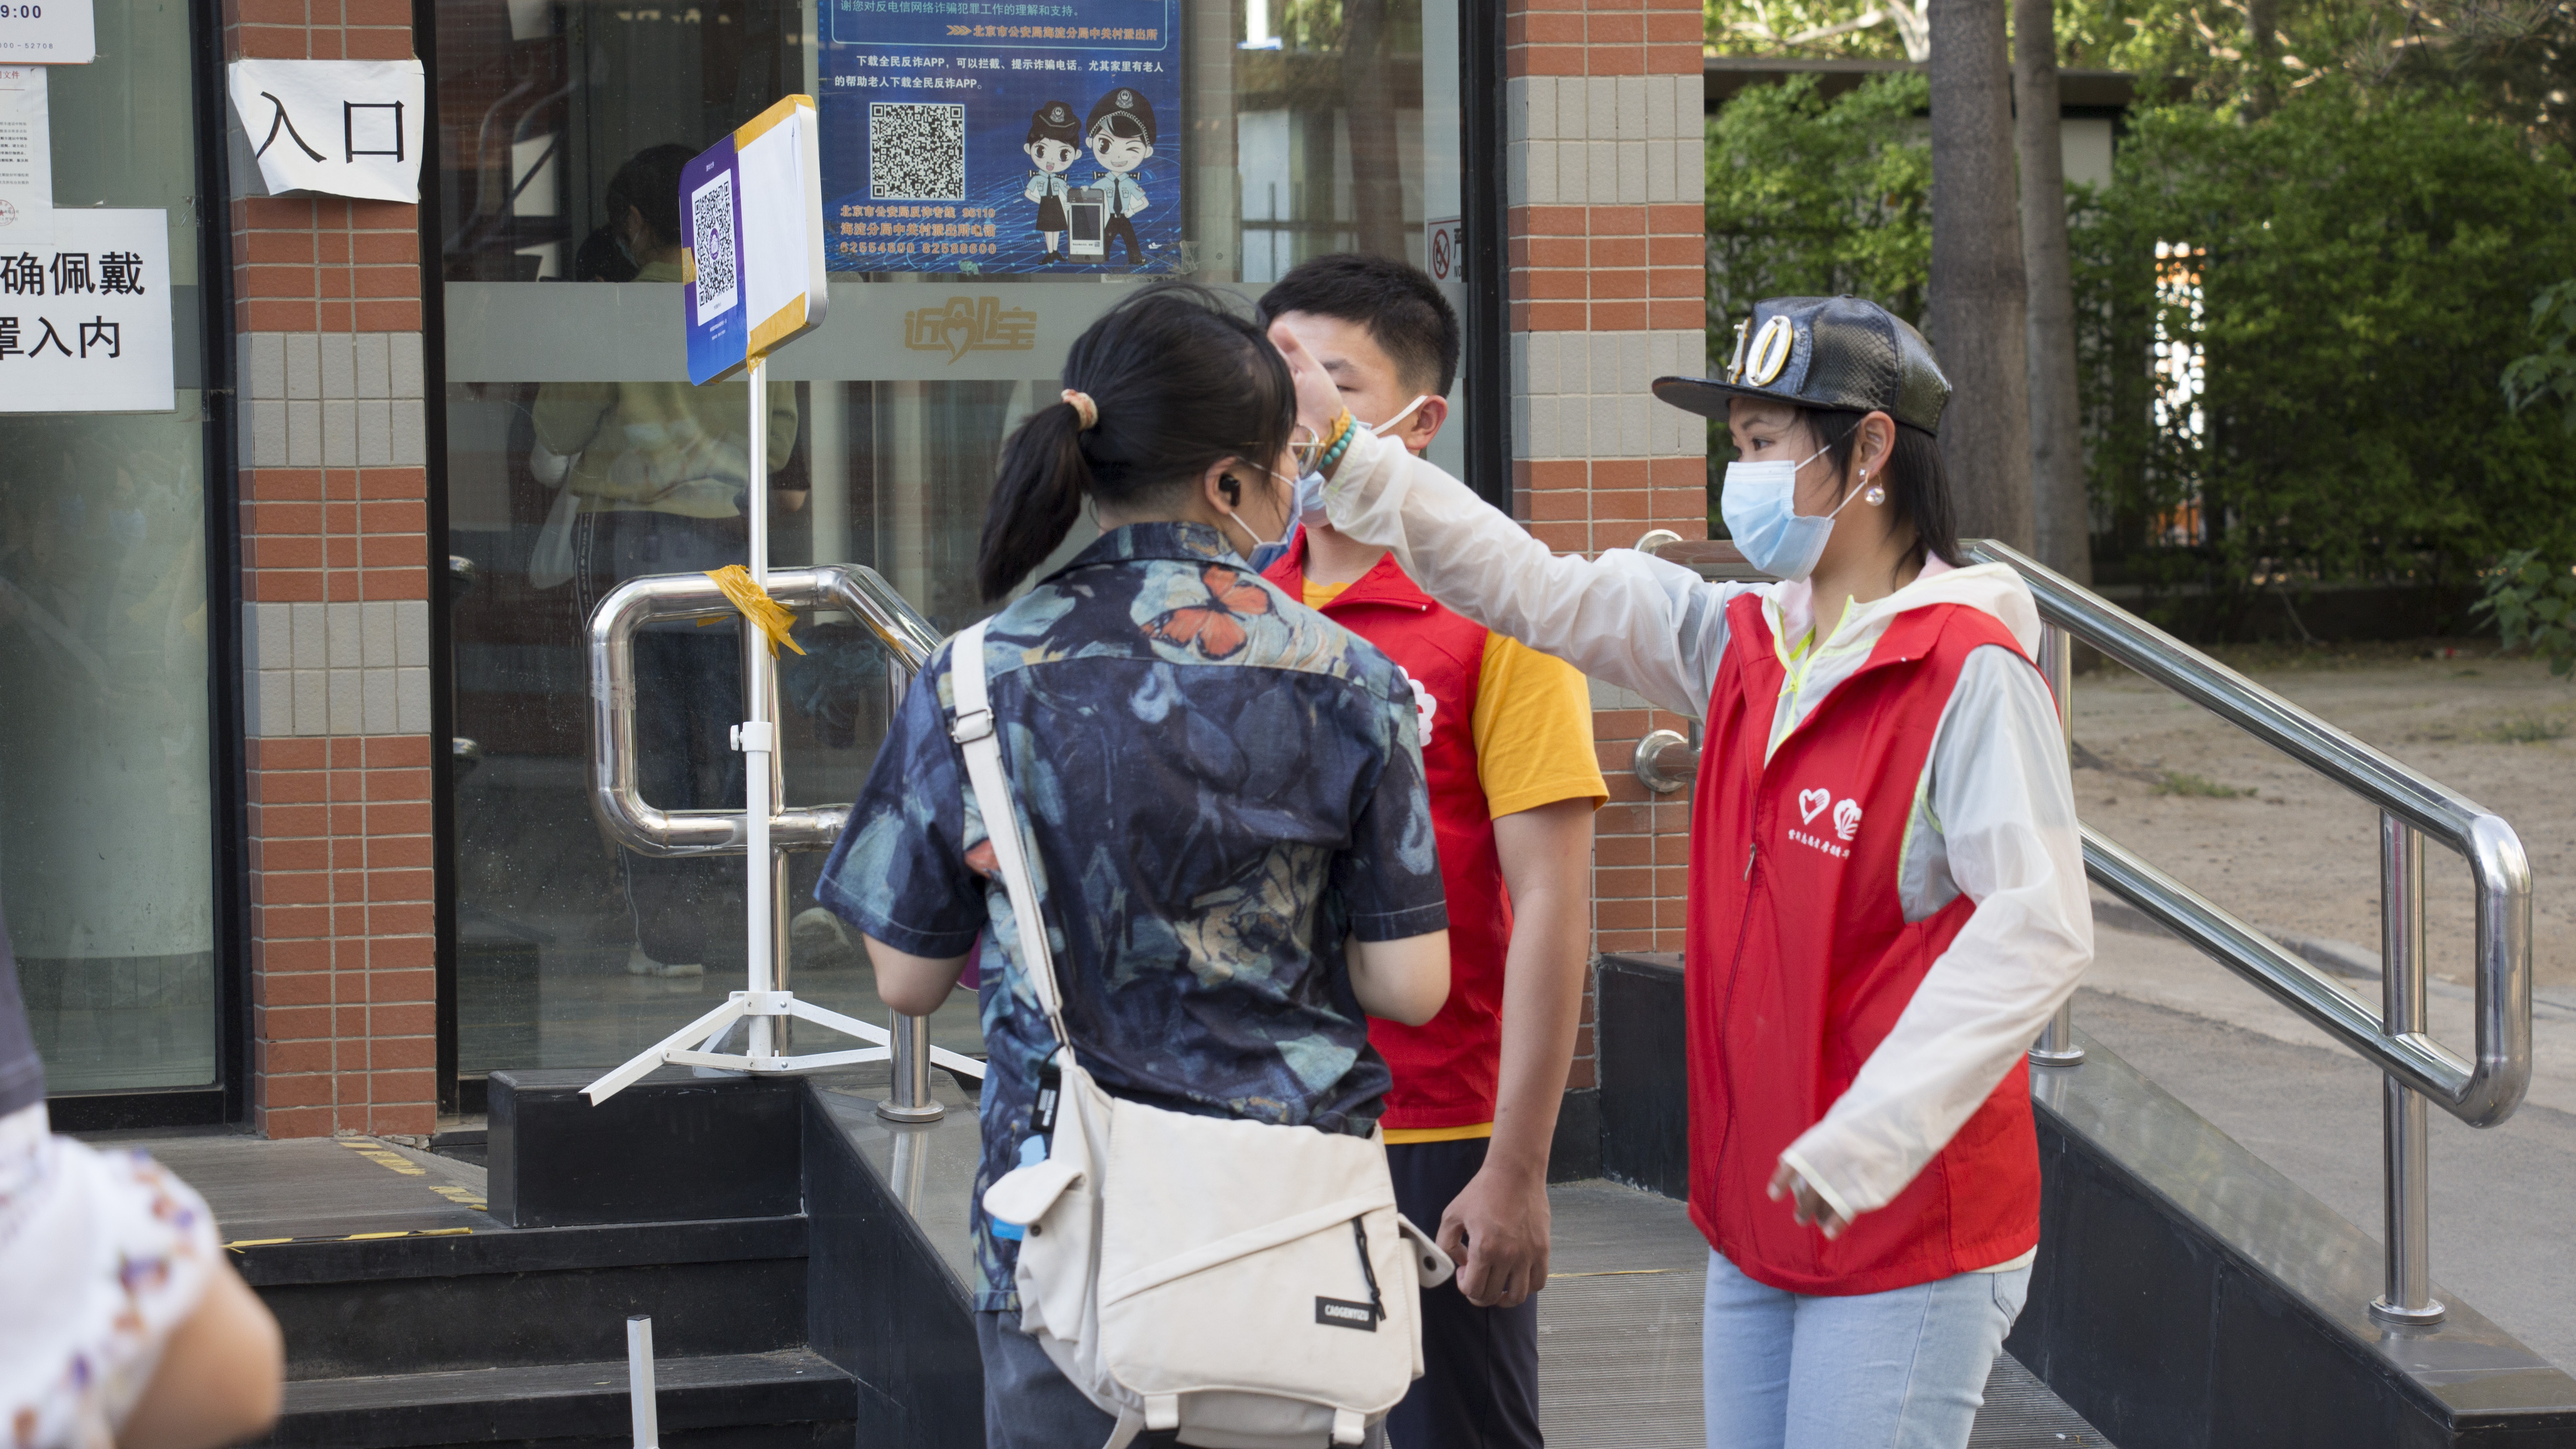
[581,355,982,1114]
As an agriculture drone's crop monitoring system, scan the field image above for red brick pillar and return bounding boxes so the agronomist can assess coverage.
[1504,0,1709,1090]
[226,0,438,1137]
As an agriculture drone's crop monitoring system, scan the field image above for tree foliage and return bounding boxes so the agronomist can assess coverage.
[1704,74,1934,335]
[1707,0,2576,152]
[2075,81,2576,584]
[2474,549,2576,675]
[1701,73,2576,583]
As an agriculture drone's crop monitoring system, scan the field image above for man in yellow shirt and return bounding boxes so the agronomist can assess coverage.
[1262,255,1606,1449]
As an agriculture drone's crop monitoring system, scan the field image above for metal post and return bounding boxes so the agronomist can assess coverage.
[2371,813,2445,1325]
[626,1315,660,1449]
[740,357,777,1067]
[871,619,944,1123]
[880,1010,945,1123]
[2031,623,2085,1067]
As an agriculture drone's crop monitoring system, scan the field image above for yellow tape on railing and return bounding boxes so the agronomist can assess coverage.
[699,564,807,657]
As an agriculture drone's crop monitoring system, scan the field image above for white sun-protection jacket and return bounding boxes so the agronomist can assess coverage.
[1321,426,2093,1236]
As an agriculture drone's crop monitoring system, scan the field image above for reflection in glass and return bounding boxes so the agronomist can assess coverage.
[0,406,218,1092]
[437,0,1463,1083]
[1,0,220,1096]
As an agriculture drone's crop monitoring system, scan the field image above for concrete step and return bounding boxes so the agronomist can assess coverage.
[256,1348,860,1449]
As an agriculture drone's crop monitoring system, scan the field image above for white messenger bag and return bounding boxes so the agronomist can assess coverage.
[950,620,1454,1449]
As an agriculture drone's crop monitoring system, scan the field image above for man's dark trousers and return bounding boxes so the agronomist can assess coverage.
[1386,1137,1544,1449]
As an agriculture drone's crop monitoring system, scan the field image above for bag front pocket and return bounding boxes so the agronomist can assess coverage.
[1091,1101,1417,1418]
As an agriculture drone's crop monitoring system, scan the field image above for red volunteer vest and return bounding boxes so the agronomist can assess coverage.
[1267,533,1513,1130]
[1688,593,2043,1295]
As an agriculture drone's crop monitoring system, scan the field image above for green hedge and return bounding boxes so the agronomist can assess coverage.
[1704,77,2576,593]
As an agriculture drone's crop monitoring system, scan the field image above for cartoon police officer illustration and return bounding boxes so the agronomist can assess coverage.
[1085,87,1155,266]
[1022,100,1082,264]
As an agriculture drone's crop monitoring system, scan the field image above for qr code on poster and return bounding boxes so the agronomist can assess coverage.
[869,103,966,201]
[689,170,738,316]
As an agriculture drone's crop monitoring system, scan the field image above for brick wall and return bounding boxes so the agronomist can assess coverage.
[1504,0,1709,1091]
[227,1,437,1137]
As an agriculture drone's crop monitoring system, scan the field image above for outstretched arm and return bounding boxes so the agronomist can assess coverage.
[1275,326,1752,718]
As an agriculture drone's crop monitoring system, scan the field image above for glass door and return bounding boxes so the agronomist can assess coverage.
[432,0,1475,1089]
[3,0,232,1118]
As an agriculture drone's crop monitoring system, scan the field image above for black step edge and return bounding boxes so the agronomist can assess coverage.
[236,1214,807,1288]
[802,1083,982,1449]
[258,1350,859,1449]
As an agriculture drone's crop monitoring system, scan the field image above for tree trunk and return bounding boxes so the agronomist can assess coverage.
[1342,0,1406,259]
[1927,0,2037,552]
[2014,0,2092,582]
[2243,0,2282,118]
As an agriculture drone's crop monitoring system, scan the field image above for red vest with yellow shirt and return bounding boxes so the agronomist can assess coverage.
[1266,533,1514,1132]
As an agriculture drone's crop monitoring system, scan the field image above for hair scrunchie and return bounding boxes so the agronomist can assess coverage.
[1061,389,1098,431]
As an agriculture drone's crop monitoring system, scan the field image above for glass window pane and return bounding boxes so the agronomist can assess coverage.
[436,0,1467,1078]
[0,0,219,1094]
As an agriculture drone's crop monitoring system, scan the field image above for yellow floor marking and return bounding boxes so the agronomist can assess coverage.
[227,1225,477,1250]
[343,1140,428,1176]
[343,1227,473,1241]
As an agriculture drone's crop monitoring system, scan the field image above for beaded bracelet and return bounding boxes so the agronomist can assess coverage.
[1316,410,1360,474]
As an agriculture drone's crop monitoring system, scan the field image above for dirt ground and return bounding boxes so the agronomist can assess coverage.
[2070,641,2576,991]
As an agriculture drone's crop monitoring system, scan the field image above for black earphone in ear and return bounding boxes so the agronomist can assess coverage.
[1218,474,1241,506]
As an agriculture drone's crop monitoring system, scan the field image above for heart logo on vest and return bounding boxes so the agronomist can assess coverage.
[1398,668,1437,745]
[1798,788,1830,823]
[1833,799,1862,840]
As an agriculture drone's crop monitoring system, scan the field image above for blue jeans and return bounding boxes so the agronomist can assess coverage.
[1701,1249,2029,1449]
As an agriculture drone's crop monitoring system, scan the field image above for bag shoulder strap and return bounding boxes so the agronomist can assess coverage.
[948,620,1070,1048]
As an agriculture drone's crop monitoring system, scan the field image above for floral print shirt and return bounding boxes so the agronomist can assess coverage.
[817,521,1447,1311]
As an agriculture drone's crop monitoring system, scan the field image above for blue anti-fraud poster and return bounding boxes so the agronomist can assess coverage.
[819,2,1182,276]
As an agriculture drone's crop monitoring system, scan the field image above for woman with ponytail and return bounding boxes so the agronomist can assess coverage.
[815,284,1452,1448]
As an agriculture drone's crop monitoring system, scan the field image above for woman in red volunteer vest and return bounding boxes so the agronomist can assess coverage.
[1273,295,2091,1449]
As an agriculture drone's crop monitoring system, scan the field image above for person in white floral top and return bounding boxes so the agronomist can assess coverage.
[0,896,282,1449]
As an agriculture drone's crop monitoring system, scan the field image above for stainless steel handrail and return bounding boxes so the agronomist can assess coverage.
[588,564,942,856]
[1622,532,2535,1324]
[1962,540,2534,1133]
[586,561,963,1120]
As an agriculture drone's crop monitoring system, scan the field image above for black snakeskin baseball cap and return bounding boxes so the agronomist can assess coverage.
[1652,295,1951,436]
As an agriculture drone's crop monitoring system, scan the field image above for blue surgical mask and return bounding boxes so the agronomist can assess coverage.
[1719,439,1868,582]
[1246,466,1325,572]
[1227,472,1293,568]
[1291,469,1327,526]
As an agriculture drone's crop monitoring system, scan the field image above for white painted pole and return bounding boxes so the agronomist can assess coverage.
[744,355,774,1065]
[626,1315,659,1449]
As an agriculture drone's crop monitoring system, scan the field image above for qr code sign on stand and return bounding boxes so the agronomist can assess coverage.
[869,103,966,201]
[690,171,738,318]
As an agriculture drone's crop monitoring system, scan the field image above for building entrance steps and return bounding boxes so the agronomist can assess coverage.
[102,1103,858,1449]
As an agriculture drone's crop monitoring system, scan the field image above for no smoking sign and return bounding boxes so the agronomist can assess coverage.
[1426,217,1463,284]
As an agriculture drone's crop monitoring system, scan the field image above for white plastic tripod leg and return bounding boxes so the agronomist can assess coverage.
[583,994,748,1104]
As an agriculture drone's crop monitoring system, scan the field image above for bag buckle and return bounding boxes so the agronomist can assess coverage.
[952,707,995,744]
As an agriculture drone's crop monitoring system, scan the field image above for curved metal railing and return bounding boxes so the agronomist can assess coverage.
[1967,540,2533,1132]
[1629,532,2536,1325]
[586,562,964,1117]
[588,564,940,857]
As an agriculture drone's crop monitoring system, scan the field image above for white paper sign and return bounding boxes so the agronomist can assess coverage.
[227,59,424,203]
[0,208,171,413]
[0,66,47,247]
[0,0,92,65]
